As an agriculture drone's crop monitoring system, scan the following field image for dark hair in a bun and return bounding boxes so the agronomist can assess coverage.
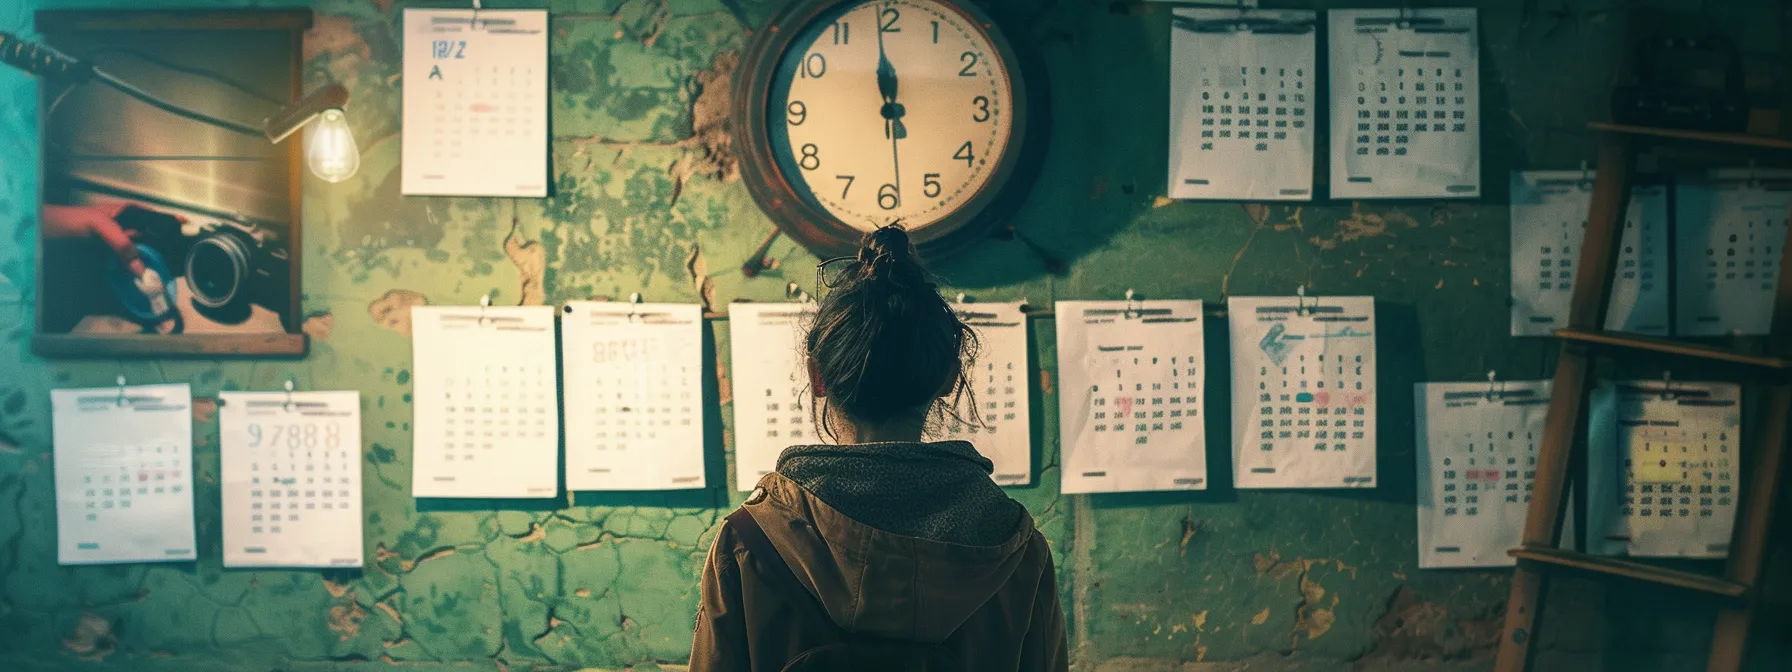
[805,225,977,433]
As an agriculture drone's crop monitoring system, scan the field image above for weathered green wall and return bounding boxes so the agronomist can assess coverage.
[2,0,1790,670]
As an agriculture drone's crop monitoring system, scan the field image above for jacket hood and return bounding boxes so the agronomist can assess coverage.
[743,443,1043,643]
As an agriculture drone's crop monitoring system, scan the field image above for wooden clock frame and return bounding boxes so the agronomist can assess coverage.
[731,0,1048,262]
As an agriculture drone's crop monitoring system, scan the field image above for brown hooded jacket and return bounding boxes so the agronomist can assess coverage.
[690,442,1068,671]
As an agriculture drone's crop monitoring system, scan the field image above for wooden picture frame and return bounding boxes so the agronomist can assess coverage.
[31,9,311,358]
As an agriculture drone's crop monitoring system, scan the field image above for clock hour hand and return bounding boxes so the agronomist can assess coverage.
[877,52,906,140]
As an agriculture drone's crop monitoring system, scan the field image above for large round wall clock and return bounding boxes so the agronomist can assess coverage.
[733,0,1043,261]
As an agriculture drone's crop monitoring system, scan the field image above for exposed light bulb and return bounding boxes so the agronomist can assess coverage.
[305,108,359,183]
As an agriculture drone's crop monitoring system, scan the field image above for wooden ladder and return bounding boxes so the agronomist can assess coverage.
[1495,123,1792,672]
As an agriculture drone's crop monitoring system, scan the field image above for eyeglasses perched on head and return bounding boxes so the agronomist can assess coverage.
[815,256,859,295]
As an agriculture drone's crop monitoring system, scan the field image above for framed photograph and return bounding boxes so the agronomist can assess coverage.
[32,10,311,358]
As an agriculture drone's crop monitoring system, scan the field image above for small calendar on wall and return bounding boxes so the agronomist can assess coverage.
[1510,171,1670,336]
[1230,295,1377,489]
[729,302,817,491]
[1414,380,1551,568]
[402,9,548,197]
[411,305,559,498]
[52,384,195,565]
[219,391,363,568]
[1329,8,1480,199]
[1056,300,1207,494]
[1167,8,1316,201]
[1588,381,1740,559]
[926,303,1032,486]
[1674,170,1791,336]
[561,302,706,491]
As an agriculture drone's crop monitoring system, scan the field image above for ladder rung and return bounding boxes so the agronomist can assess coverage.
[1509,546,1749,598]
[1554,329,1790,370]
[1589,122,1792,152]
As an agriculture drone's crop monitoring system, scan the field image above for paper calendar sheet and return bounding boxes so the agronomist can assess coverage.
[1056,301,1207,494]
[1167,8,1317,201]
[729,303,817,491]
[402,9,548,197]
[1414,380,1551,568]
[1674,170,1791,336]
[1230,296,1377,489]
[411,306,559,498]
[562,302,707,491]
[1329,9,1480,199]
[925,303,1032,486]
[52,384,195,565]
[1510,171,1670,336]
[219,391,363,568]
[1588,381,1740,559]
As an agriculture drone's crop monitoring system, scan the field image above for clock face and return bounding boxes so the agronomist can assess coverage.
[768,0,1014,234]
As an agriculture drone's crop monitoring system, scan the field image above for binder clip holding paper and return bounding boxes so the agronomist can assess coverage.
[1295,285,1314,316]
[283,379,297,412]
[1659,370,1680,400]
[628,293,643,322]
[1485,370,1507,401]
[1123,289,1140,320]
[116,375,128,407]
[478,294,492,326]
[1578,160,1594,191]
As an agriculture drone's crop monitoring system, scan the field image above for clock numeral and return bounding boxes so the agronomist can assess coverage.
[958,52,978,77]
[836,175,855,198]
[799,144,820,171]
[972,96,990,122]
[923,173,942,198]
[953,142,974,167]
[787,101,807,126]
[832,21,849,44]
[878,184,899,210]
[880,8,900,33]
[801,53,827,79]
[931,21,940,43]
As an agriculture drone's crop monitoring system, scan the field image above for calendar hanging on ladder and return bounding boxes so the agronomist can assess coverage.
[1509,170,1670,336]
[1329,8,1480,199]
[1167,7,1316,201]
[1587,380,1741,559]
[402,8,548,197]
[1673,169,1791,336]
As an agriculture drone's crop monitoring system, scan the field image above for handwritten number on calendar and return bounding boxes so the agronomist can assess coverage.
[593,339,648,364]
[248,422,342,449]
[432,40,466,59]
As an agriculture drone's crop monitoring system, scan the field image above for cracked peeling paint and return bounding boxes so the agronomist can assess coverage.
[368,290,429,337]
